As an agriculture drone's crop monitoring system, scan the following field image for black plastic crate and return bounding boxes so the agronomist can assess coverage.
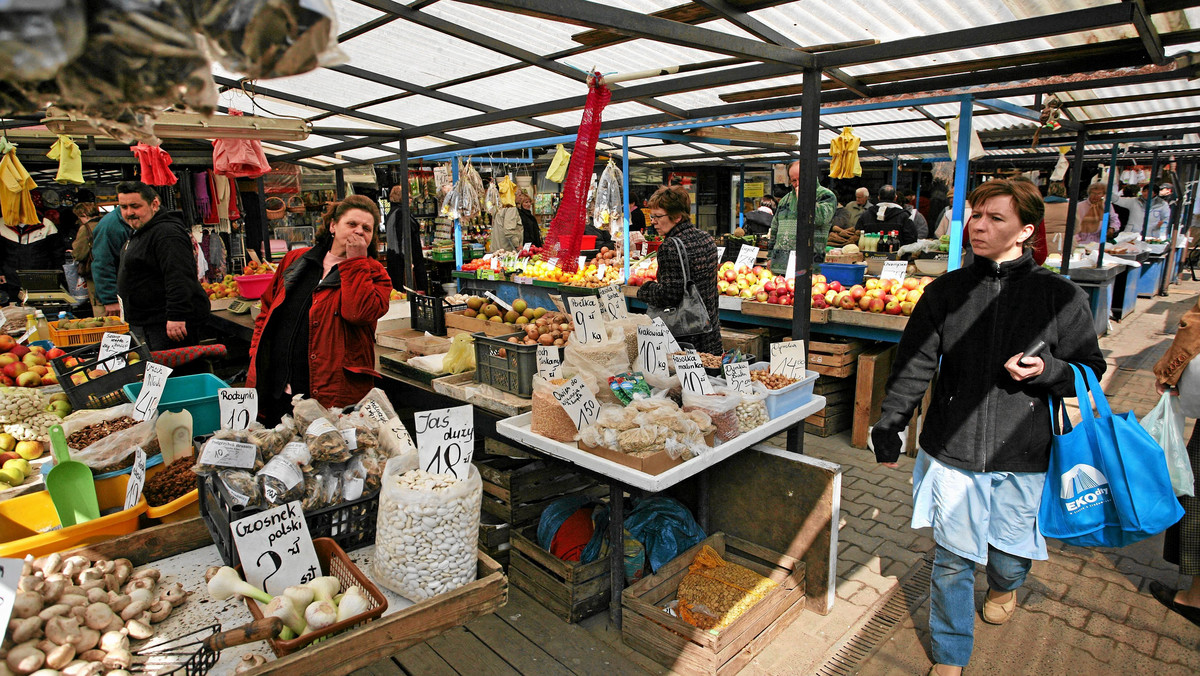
[409,293,466,336]
[198,472,380,567]
[49,339,151,410]
[472,330,540,398]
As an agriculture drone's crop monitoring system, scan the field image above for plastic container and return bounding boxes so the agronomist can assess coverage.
[122,373,230,436]
[241,538,388,656]
[0,473,147,558]
[51,339,151,411]
[817,262,867,287]
[198,473,380,567]
[234,273,274,300]
[473,331,538,398]
[581,235,597,250]
[748,363,819,419]
[143,460,200,523]
[410,293,466,336]
[46,317,129,347]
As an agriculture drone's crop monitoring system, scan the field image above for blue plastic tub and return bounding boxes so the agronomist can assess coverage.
[818,262,867,287]
[748,363,818,419]
[122,373,229,436]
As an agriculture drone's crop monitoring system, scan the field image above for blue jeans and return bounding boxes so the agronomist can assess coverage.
[930,544,1031,666]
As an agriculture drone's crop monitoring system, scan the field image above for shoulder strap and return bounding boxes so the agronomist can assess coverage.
[670,236,690,286]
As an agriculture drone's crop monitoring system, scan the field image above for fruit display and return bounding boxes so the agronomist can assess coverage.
[812,274,932,316]
[57,349,142,387]
[389,289,406,301]
[462,296,561,332]
[719,262,794,304]
[202,274,240,300]
[627,256,658,286]
[242,260,277,275]
[0,337,65,388]
[0,452,34,488]
[52,316,124,332]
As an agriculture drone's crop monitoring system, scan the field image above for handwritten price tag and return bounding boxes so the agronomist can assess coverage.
[414,404,475,480]
[219,388,258,431]
[598,284,628,320]
[880,260,908,282]
[97,332,132,372]
[786,251,797,281]
[770,340,807,379]
[537,345,561,379]
[132,362,173,421]
[651,317,682,354]
[0,558,24,643]
[736,244,760,268]
[200,439,258,469]
[578,255,587,270]
[717,246,725,260]
[567,295,606,345]
[723,362,753,394]
[672,352,714,395]
[362,400,390,424]
[553,377,600,430]
[636,325,669,377]
[232,502,321,596]
[123,446,146,510]
[484,291,513,313]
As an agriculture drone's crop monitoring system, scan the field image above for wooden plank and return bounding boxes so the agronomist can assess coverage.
[465,613,575,676]
[499,588,649,676]
[509,562,609,624]
[852,343,897,449]
[805,401,853,422]
[715,589,807,676]
[427,625,521,676]
[828,308,909,332]
[812,375,856,395]
[809,338,865,355]
[347,659,405,676]
[65,516,212,566]
[806,351,858,367]
[809,362,856,378]
[393,642,459,676]
[483,437,536,460]
[821,387,855,407]
[622,609,719,674]
[510,527,608,584]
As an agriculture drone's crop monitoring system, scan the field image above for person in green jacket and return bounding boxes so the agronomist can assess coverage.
[768,161,837,274]
[91,207,132,316]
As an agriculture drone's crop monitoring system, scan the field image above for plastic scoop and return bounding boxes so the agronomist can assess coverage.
[45,424,99,527]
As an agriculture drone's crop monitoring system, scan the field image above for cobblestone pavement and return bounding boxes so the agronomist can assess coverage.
[740,278,1200,675]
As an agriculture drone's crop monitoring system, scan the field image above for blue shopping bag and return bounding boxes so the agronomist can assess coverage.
[1039,364,1184,547]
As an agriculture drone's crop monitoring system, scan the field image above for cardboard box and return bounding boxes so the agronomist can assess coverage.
[444,310,522,337]
[577,432,715,475]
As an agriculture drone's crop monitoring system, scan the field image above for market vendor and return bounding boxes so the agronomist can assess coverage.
[768,160,837,272]
[248,195,392,424]
[637,185,722,354]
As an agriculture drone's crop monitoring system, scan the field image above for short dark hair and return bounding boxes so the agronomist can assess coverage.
[967,178,1045,227]
[877,185,896,203]
[116,181,158,203]
[647,185,691,219]
[315,194,382,250]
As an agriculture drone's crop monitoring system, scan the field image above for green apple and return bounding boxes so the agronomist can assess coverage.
[0,433,14,453]
[3,458,29,477]
[0,467,23,486]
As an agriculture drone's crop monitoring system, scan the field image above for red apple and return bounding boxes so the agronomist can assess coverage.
[869,298,886,313]
[902,277,920,291]
[812,282,828,295]
[812,274,826,284]
[867,288,883,299]
[15,371,41,387]
[0,375,11,387]
[837,292,856,310]
[919,276,934,288]
[858,296,872,311]
[22,354,46,367]
[828,281,844,293]
[850,284,866,300]
[8,344,28,359]
[724,269,737,282]
[28,365,47,377]
[900,301,916,316]
[756,291,769,302]
[885,300,903,315]
[812,295,828,309]
[787,279,795,293]
[907,289,923,304]
[0,354,16,367]
[752,266,765,276]
[764,280,776,293]
[3,362,26,379]
[46,347,66,359]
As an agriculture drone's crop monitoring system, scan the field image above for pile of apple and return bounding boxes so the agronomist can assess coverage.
[627,257,658,286]
[813,275,932,316]
[719,263,798,304]
[0,335,64,387]
[0,433,42,488]
[243,260,278,275]
[202,275,240,300]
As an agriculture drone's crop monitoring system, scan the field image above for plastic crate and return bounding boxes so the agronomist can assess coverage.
[199,473,380,567]
[473,331,538,398]
[817,262,867,287]
[122,373,229,436]
[748,363,819,418]
[0,473,147,558]
[47,317,129,346]
[50,340,151,411]
[409,293,466,336]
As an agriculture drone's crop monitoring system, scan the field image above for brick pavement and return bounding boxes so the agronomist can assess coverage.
[739,278,1200,675]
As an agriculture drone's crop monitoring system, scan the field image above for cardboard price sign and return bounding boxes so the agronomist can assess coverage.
[598,284,628,321]
[123,446,146,511]
[769,340,807,379]
[672,352,714,395]
[651,317,682,353]
[132,362,173,421]
[723,362,753,394]
[785,251,796,281]
[636,325,670,377]
[231,502,322,596]
[414,404,475,480]
[566,295,606,345]
[536,345,561,379]
[97,332,132,372]
[219,388,258,431]
[484,291,513,313]
[736,244,760,268]
[199,439,258,469]
[0,558,25,644]
[717,246,725,260]
[880,260,908,282]
[553,376,600,430]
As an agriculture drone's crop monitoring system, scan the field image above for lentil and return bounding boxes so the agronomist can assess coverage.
[143,456,198,506]
[67,416,137,449]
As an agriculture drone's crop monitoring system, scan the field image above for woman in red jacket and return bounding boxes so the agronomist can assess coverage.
[248,195,392,423]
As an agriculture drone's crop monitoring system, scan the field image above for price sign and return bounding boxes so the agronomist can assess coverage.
[596,263,607,280]
[484,291,514,313]
[553,376,600,430]
[736,244,760,268]
[785,251,796,281]
[340,427,357,451]
[218,388,258,431]
[536,345,561,379]
[232,502,322,597]
[636,325,670,377]
[651,317,682,353]
[716,246,725,261]
[522,242,531,252]
[672,353,714,395]
[199,439,258,469]
[770,340,807,379]
[491,257,501,271]
[547,257,558,269]
[97,332,132,371]
[578,255,587,270]
[132,362,173,421]
[0,558,24,643]
[598,284,628,320]
[362,400,390,425]
[566,295,606,345]
[880,260,908,282]
[414,404,475,480]
[123,446,146,510]
[723,362,753,394]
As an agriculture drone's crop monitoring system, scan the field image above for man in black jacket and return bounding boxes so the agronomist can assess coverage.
[856,184,918,245]
[116,181,210,351]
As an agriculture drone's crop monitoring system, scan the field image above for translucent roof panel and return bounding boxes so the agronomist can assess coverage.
[337,18,519,88]
[331,2,386,34]
[358,96,482,127]
[216,66,400,109]
[451,121,543,143]
[441,69,584,110]
[533,101,662,128]
[417,1,584,56]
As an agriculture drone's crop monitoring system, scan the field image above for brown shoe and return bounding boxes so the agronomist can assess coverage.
[982,588,1017,625]
[929,665,963,676]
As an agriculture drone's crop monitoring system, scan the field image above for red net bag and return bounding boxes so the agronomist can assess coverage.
[542,77,611,273]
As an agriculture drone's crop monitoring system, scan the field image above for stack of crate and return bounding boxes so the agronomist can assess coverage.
[805,338,864,436]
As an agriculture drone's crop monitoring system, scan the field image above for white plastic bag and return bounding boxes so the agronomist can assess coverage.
[1141,392,1195,497]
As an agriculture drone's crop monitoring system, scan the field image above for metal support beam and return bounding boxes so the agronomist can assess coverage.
[1143,150,1161,238]
[948,98,972,272]
[1096,144,1121,269]
[975,98,1083,131]
[622,136,631,283]
[791,69,821,460]
[1062,131,1089,277]
[1129,0,1168,65]
[890,156,899,187]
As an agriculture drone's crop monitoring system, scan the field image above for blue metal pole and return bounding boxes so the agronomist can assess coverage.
[738,164,745,230]
[1096,143,1120,269]
[452,160,463,270]
[949,99,973,271]
[622,135,631,283]
[890,156,899,187]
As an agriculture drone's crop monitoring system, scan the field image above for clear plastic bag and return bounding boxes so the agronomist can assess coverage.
[341,388,396,431]
[342,456,367,501]
[69,411,158,472]
[294,397,351,462]
[193,427,266,475]
[189,0,346,79]
[563,326,630,405]
[257,441,310,507]
[217,469,261,509]
[593,161,624,240]
[532,371,601,443]
[0,0,87,81]
[1141,392,1195,497]
[485,180,501,219]
[682,388,742,444]
[379,417,418,459]
[733,384,770,433]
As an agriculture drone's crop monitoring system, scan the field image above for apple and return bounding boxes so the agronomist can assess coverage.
[865,278,881,291]
[27,346,44,356]
[866,288,883,299]
[46,347,65,359]
[0,452,16,465]
[752,266,764,276]
[837,292,856,310]
[902,277,920,291]
[8,344,28,359]
[0,335,12,351]
[764,280,777,293]
[0,376,10,387]
[850,284,866,301]
[812,282,828,295]
[894,289,908,302]
[41,371,58,386]
[824,290,837,305]
[740,288,754,299]
[0,354,16,367]
[907,289,923,304]
[858,296,872,311]
[812,295,828,309]
[828,281,844,293]
[717,280,730,294]
[15,371,41,388]
[919,276,934,288]
[14,440,42,460]
[756,291,769,302]
[3,458,29,477]
[812,274,826,284]
[0,467,21,486]
[885,300,903,315]
[723,269,737,282]
[869,298,886,313]
[3,362,26,379]
[22,353,46,367]
[900,301,916,316]
[0,433,14,453]
[726,285,741,297]
[27,365,47,377]
[787,279,795,293]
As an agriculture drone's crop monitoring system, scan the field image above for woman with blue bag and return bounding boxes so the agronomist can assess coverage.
[870,179,1106,676]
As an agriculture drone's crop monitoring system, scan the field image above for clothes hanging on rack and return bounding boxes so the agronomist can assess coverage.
[46,135,83,184]
[131,143,178,186]
[829,127,862,179]
[210,172,238,232]
[212,110,271,178]
[194,171,216,224]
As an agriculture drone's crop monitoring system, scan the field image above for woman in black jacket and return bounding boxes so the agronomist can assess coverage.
[871,179,1105,676]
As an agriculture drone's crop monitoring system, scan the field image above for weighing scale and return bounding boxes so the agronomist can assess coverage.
[227,299,255,314]
[18,269,76,314]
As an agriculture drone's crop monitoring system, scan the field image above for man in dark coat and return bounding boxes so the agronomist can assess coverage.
[856,184,918,245]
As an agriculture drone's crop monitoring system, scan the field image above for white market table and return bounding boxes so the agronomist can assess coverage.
[494,394,827,626]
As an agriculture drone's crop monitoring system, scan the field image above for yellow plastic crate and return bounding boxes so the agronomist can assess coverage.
[47,317,129,346]
[143,462,199,524]
[0,473,147,558]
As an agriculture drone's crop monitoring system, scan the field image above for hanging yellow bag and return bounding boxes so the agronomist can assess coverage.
[547,144,571,183]
[442,333,476,374]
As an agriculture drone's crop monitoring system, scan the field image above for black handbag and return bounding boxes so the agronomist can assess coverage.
[645,237,712,337]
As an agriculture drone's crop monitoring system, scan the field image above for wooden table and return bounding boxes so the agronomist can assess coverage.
[207,308,256,343]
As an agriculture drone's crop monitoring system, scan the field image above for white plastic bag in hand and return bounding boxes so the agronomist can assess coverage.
[1141,392,1195,497]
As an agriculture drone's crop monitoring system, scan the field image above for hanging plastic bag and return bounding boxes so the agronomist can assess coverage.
[594,161,624,239]
[1141,392,1195,497]
[485,180,501,219]
[547,144,571,183]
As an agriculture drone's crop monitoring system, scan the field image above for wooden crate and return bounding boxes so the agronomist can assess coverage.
[479,511,511,569]
[827,308,909,332]
[813,373,856,396]
[508,526,610,623]
[805,401,853,437]
[740,301,830,325]
[851,344,897,449]
[808,337,864,374]
[809,362,856,378]
[720,327,769,359]
[475,457,601,527]
[621,532,806,676]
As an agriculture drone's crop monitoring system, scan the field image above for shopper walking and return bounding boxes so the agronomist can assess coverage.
[248,195,391,424]
[1150,297,1200,626]
[742,195,774,237]
[871,178,1105,676]
[637,185,721,355]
